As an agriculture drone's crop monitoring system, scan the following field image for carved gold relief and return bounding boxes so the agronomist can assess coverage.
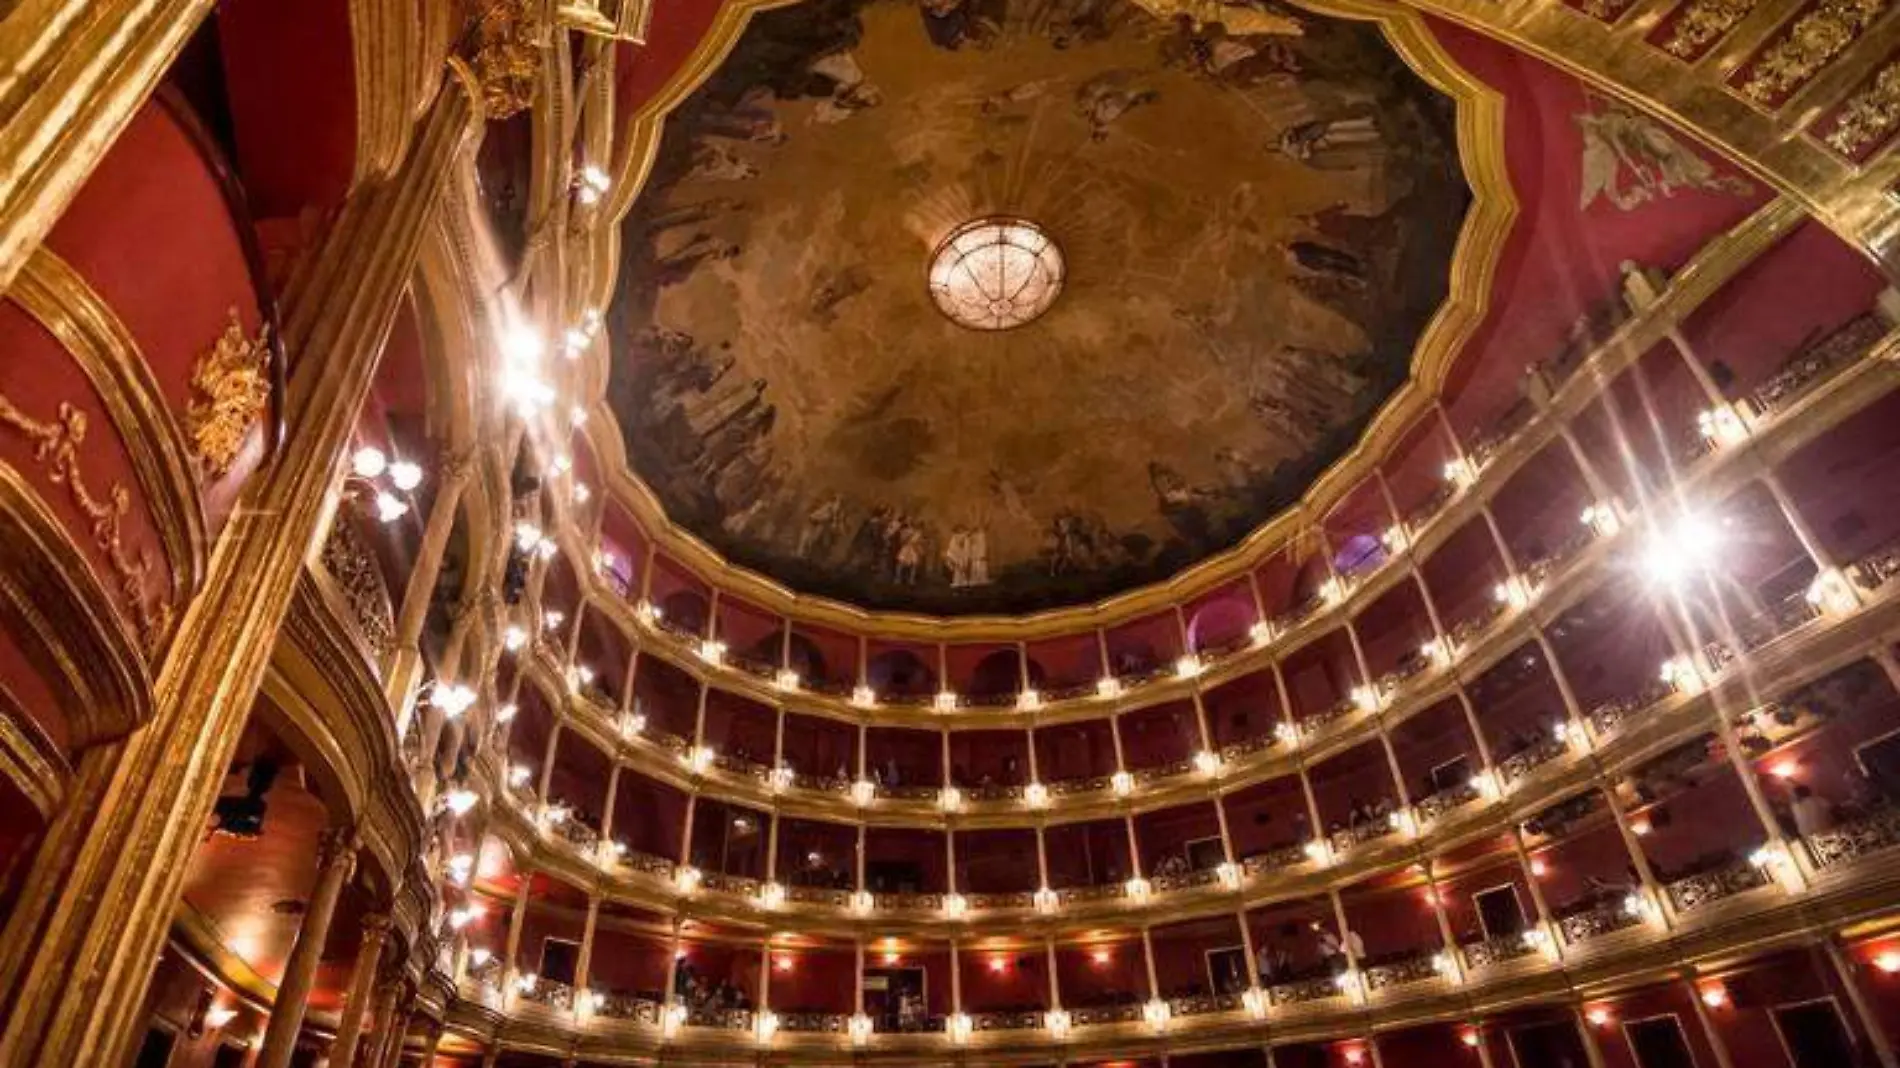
[1823,60,1900,157]
[470,0,548,119]
[1661,0,1759,59]
[1738,0,1892,106]
[0,392,170,648]
[1574,0,1638,22]
[186,307,271,480]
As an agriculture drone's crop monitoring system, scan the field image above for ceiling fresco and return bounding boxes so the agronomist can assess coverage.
[607,0,1471,614]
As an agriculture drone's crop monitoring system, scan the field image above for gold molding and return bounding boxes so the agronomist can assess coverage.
[0,682,69,818]
[12,249,204,627]
[576,0,1517,635]
[0,464,152,749]
[349,0,422,182]
[0,387,172,649]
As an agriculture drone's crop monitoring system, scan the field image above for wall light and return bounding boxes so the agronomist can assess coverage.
[759,882,785,910]
[1642,511,1726,588]
[1873,950,1900,975]
[943,893,968,919]
[851,685,877,708]
[444,789,479,817]
[1700,983,1729,1009]
[1193,750,1222,777]
[1024,782,1049,809]
[1176,654,1204,680]
[934,691,959,713]
[1034,886,1060,913]
[849,1012,872,1045]
[1143,998,1172,1032]
[1017,688,1043,711]
[774,669,801,692]
[203,1006,237,1030]
[1111,770,1135,797]
[948,1012,972,1044]
[1124,876,1152,903]
[852,780,876,807]
[1585,1006,1612,1028]
[1250,620,1275,647]
[754,1009,779,1044]
[1047,1008,1073,1038]
[939,786,963,812]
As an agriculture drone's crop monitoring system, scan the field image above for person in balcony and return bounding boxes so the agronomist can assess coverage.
[1790,783,1836,838]
[1255,941,1292,985]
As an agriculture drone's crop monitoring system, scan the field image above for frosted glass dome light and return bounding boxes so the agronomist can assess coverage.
[928,217,1064,331]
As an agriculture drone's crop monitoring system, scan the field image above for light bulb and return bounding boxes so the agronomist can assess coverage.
[388,460,423,491]
[374,491,408,523]
[351,446,388,479]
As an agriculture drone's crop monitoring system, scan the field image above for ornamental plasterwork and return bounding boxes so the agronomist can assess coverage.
[1661,0,1758,60]
[318,518,396,660]
[1738,0,1892,106]
[185,307,270,480]
[1573,0,1638,22]
[1824,60,1900,156]
[470,0,549,119]
[0,393,170,648]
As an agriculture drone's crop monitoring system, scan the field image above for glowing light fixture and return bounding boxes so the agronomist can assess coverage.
[1111,770,1135,797]
[1175,654,1204,680]
[1097,677,1123,699]
[373,491,408,523]
[1642,511,1727,587]
[444,789,479,816]
[927,217,1065,331]
[1047,1008,1073,1038]
[934,690,959,713]
[1016,688,1042,711]
[354,448,394,482]
[388,460,423,492]
[1193,750,1222,777]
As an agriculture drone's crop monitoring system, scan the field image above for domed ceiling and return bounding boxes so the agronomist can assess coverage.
[607,0,1471,614]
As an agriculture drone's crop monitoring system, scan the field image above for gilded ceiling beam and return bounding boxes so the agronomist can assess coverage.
[1392,0,1900,276]
[0,0,218,297]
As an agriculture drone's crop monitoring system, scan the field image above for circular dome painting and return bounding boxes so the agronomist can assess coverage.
[607,0,1472,614]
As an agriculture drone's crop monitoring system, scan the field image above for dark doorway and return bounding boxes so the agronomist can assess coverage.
[1508,1020,1591,1068]
[864,966,928,1032]
[1475,884,1527,939]
[539,936,580,985]
[133,1027,176,1068]
[1774,999,1858,1067]
[1626,1016,1697,1068]
[1430,754,1474,794]
[211,1043,248,1068]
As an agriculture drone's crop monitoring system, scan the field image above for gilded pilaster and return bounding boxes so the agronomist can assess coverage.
[0,64,480,1068]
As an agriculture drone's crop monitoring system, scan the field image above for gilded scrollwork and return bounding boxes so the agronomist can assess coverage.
[1573,0,1638,21]
[1737,0,1892,106]
[0,392,170,648]
[1660,0,1759,60]
[319,518,397,660]
[469,0,549,119]
[185,307,271,480]
[1823,59,1900,157]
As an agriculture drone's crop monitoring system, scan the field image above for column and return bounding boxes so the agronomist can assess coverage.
[385,449,476,708]
[1685,977,1737,1068]
[573,896,601,1012]
[0,0,220,293]
[1825,938,1900,1068]
[328,912,391,1068]
[373,997,413,1068]
[1573,1006,1610,1068]
[0,65,481,1066]
[361,978,402,1068]
[257,829,359,1068]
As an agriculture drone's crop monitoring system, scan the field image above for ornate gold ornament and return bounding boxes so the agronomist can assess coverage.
[319,517,397,659]
[470,0,549,119]
[185,307,271,480]
[1574,0,1637,22]
[0,392,170,647]
[1661,0,1758,60]
[1738,0,1892,106]
[1823,60,1900,157]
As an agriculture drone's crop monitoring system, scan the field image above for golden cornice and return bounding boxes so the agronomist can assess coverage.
[0,463,152,748]
[570,0,1518,637]
[545,194,1823,731]
[0,682,69,818]
[266,572,428,901]
[11,249,205,611]
[169,903,282,1014]
[448,853,1900,1065]
[348,0,423,183]
[492,591,1900,939]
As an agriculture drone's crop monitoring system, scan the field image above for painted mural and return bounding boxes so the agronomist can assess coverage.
[607,0,1471,614]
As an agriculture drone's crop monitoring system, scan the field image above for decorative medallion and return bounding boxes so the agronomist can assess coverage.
[1658,0,1758,61]
[1735,0,1892,108]
[927,217,1065,331]
[470,0,549,120]
[1821,59,1900,158]
[185,307,271,480]
[0,393,170,647]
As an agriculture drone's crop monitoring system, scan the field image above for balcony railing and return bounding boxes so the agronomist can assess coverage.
[1048,774,1111,797]
[1056,881,1128,905]
[1807,807,1900,870]
[785,884,852,907]
[617,849,676,881]
[700,871,759,897]
[1363,953,1441,991]
[1498,736,1570,786]
[777,1011,848,1034]
[1219,731,1278,763]
[1461,934,1537,971]
[1132,759,1195,788]
[873,891,944,911]
[1151,865,1221,893]
[1414,782,1480,825]
[594,993,663,1024]
[1851,539,1900,592]
[686,1006,752,1031]
[1664,859,1771,913]
[1169,992,1242,1017]
[1268,975,1343,1006]
[1586,681,1674,737]
[969,890,1035,911]
[1242,843,1310,877]
[1071,1002,1142,1026]
[874,783,940,803]
[1743,313,1886,419]
[970,1010,1044,1032]
[1557,900,1644,945]
[520,978,574,1012]
[318,519,395,664]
